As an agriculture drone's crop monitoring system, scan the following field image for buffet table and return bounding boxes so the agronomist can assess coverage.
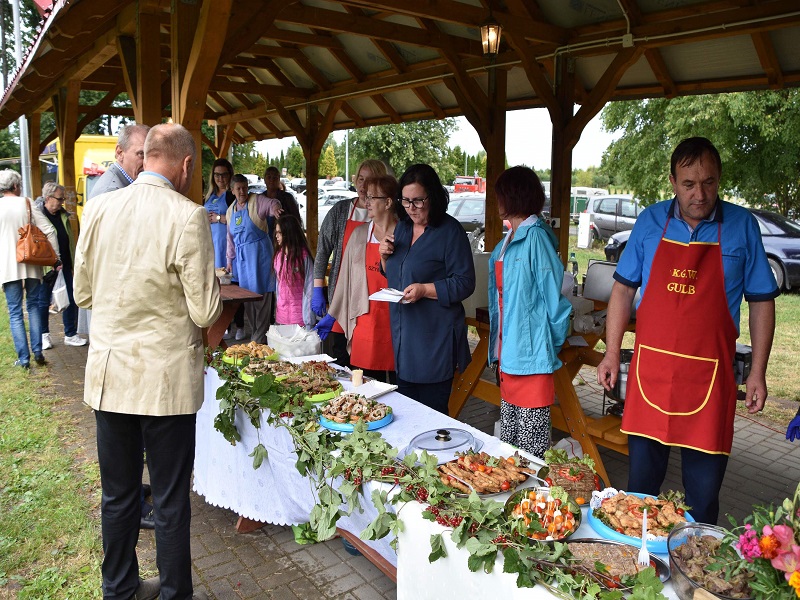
[193,368,524,572]
[195,367,683,599]
[203,284,262,349]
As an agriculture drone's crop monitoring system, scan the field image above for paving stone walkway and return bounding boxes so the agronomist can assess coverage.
[33,318,800,599]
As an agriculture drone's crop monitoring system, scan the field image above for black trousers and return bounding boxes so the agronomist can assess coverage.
[627,434,728,524]
[95,410,196,600]
[397,377,453,415]
[327,330,351,368]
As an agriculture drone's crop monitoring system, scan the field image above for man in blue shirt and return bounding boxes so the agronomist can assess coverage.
[597,137,778,524]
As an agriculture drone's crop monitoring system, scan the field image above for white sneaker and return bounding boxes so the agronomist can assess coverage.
[223,328,235,340]
[235,328,247,341]
[64,335,88,347]
[42,333,53,350]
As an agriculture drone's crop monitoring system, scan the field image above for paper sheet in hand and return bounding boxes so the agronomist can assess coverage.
[369,288,409,303]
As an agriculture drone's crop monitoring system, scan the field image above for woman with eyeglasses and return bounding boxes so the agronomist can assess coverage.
[379,164,475,414]
[488,166,571,458]
[313,159,393,366]
[329,174,401,383]
[204,158,235,269]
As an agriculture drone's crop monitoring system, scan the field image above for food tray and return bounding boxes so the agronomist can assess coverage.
[319,411,393,432]
[504,487,582,543]
[239,371,288,384]
[567,538,671,584]
[306,384,343,403]
[222,351,279,365]
[285,354,336,364]
[538,465,604,505]
[587,492,695,554]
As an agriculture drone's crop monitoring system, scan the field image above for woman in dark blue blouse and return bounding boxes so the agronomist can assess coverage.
[379,164,475,414]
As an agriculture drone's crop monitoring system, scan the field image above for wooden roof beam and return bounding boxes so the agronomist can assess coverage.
[210,78,311,98]
[245,44,306,60]
[370,94,401,123]
[210,91,263,138]
[751,31,784,89]
[413,86,446,120]
[503,29,561,122]
[279,5,480,55]
[645,48,677,98]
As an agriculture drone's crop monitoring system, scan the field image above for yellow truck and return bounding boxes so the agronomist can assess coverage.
[39,134,117,221]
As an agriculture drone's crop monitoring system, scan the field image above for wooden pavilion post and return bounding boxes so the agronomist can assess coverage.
[51,80,80,240]
[116,1,162,126]
[483,67,507,252]
[170,0,233,203]
[550,56,576,261]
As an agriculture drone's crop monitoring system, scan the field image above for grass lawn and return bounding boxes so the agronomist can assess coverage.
[0,297,102,599]
[571,237,800,403]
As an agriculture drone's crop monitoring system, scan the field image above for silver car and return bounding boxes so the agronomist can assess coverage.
[585,194,642,241]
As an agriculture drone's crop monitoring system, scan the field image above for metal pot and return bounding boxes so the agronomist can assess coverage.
[609,349,634,402]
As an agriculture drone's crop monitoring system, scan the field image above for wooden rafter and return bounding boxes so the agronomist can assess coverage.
[751,31,784,89]
[644,48,676,98]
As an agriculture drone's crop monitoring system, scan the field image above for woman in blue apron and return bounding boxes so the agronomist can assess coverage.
[204,158,234,268]
[226,174,280,343]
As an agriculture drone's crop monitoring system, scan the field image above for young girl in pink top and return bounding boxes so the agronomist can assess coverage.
[273,214,314,328]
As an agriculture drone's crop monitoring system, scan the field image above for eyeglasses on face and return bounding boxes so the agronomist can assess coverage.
[213,172,230,179]
[366,195,390,202]
[400,196,428,209]
[50,195,65,202]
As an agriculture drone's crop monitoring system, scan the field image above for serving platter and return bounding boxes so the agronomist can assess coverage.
[537,465,604,506]
[222,351,279,365]
[566,538,671,584]
[504,487,582,543]
[587,492,695,554]
[319,411,393,432]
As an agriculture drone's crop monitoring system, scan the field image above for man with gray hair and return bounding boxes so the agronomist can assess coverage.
[74,123,221,600]
[36,181,86,349]
[90,123,150,197]
[0,169,59,368]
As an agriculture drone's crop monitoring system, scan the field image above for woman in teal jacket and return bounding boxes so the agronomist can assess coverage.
[488,166,572,458]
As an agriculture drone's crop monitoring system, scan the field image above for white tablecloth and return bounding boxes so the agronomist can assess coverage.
[193,368,524,567]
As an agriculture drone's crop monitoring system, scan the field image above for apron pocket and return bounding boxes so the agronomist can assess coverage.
[635,344,719,415]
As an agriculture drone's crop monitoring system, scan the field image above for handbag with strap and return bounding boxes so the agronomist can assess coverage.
[16,198,58,266]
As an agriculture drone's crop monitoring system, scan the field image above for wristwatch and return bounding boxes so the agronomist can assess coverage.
[217,214,221,223]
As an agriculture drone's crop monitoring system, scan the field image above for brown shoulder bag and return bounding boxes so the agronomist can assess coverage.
[17,198,58,266]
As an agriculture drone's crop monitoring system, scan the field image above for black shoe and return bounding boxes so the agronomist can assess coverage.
[34,354,47,366]
[140,505,155,530]
[142,483,152,499]
[131,576,160,600]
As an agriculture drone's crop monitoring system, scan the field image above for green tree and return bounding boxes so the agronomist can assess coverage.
[349,119,457,180]
[286,143,305,177]
[233,142,266,177]
[600,91,800,214]
[320,144,338,178]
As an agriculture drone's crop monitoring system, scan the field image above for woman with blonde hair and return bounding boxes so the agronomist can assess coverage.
[204,158,234,269]
[313,159,393,366]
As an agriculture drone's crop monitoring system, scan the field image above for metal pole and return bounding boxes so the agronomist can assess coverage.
[12,0,31,197]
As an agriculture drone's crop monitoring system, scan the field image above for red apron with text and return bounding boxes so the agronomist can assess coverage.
[350,238,394,371]
[332,201,365,335]
[495,260,554,408]
[620,220,738,454]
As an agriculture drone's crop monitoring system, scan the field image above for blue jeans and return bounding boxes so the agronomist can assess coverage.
[37,268,78,337]
[3,278,43,365]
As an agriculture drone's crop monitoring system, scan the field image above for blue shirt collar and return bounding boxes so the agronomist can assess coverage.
[139,171,175,190]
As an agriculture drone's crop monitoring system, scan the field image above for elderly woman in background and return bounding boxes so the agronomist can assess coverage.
[379,164,475,414]
[226,174,282,343]
[329,174,401,383]
[488,166,572,458]
[36,182,86,349]
[313,159,392,366]
[0,169,60,368]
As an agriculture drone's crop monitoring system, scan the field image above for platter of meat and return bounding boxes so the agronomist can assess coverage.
[222,342,279,365]
[280,361,342,402]
[318,393,393,432]
[587,490,694,554]
[437,452,535,496]
[539,448,602,505]
[239,359,297,383]
[567,539,670,588]
[504,486,582,542]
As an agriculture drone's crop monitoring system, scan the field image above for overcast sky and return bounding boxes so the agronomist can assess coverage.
[255,108,620,172]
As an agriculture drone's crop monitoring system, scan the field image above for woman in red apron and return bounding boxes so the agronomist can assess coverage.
[312,160,392,366]
[329,175,399,383]
[621,218,738,523]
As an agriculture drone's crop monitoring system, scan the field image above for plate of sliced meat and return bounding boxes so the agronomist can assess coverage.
[437,452,538,496]
[566,539,670,587]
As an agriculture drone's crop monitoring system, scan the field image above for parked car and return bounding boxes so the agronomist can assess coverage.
[297,188,358,230]
[604,208,800,291]
[447,193,538,253]
[584,194,642,242]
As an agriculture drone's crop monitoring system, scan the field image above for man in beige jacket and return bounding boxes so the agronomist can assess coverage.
[74,123,222,600]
